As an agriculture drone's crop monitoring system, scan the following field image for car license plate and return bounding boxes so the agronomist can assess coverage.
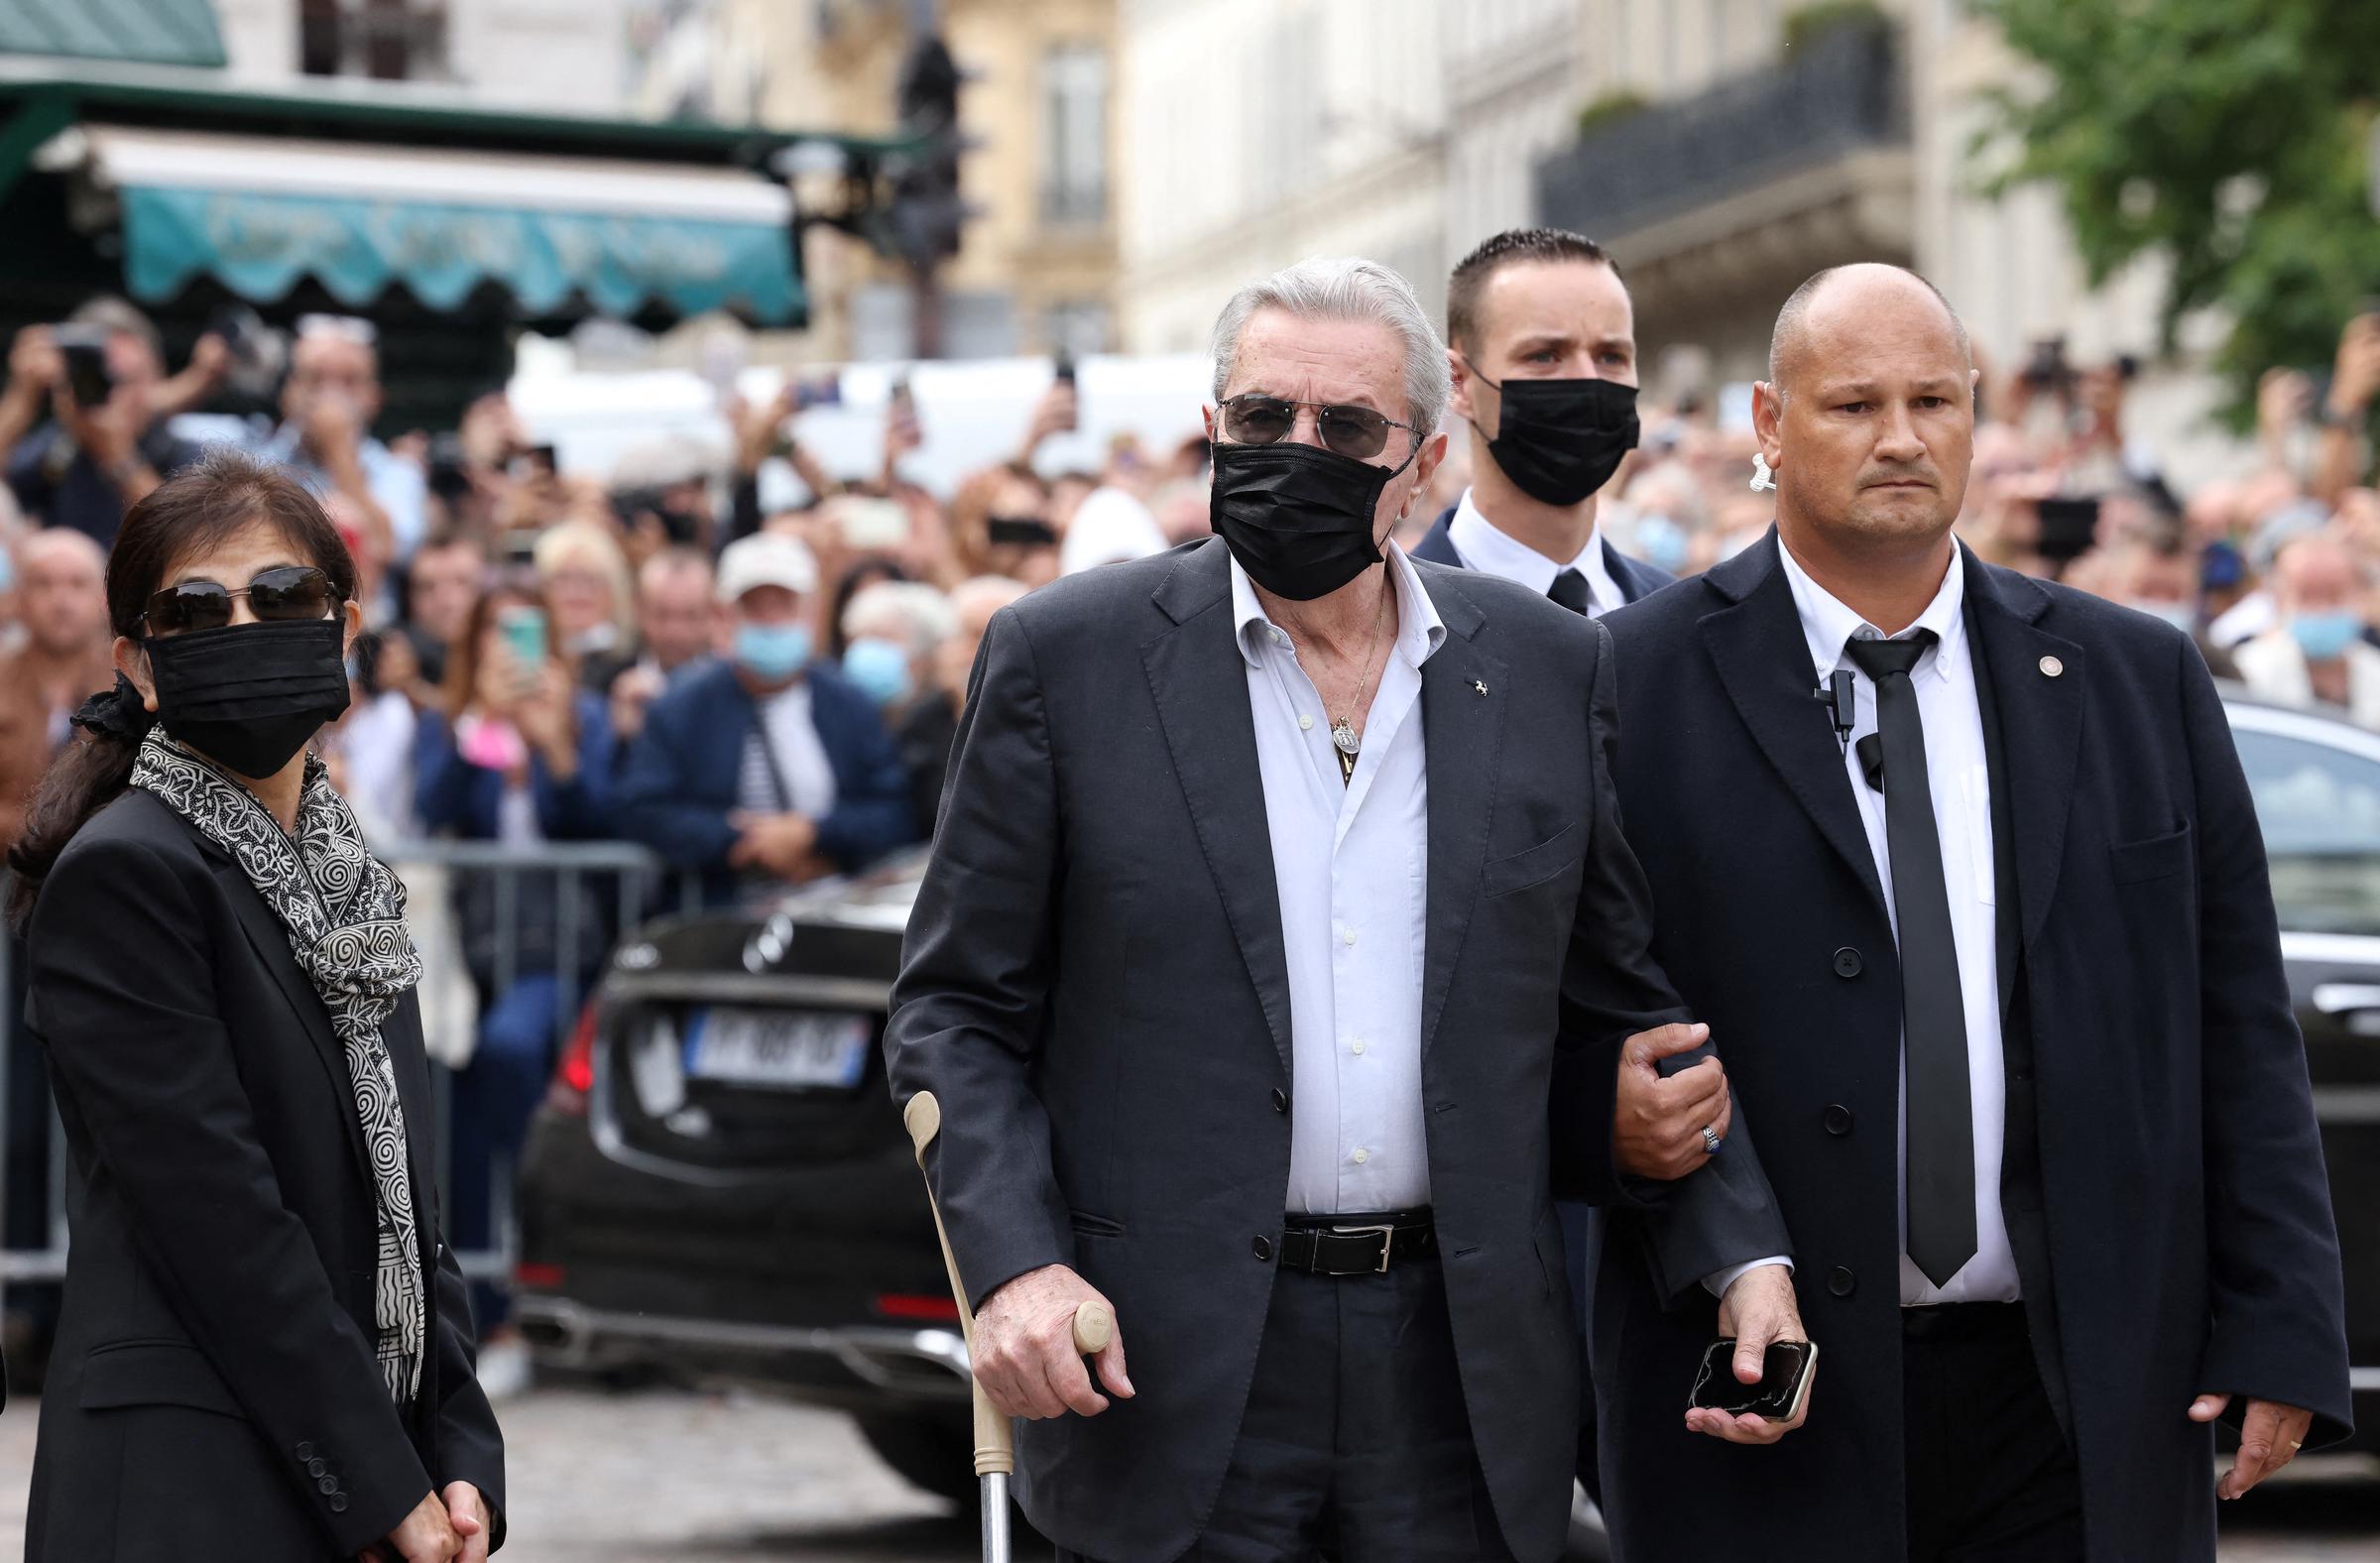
[683,1009,870,1091]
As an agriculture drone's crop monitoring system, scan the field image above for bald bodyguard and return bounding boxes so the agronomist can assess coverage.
[1594,264,2349,1562]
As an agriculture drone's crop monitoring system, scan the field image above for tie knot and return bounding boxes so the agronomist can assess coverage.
[1844,631,1934,682]
[1547,568,1593,615]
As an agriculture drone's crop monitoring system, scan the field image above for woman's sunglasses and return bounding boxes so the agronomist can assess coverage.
[139,565,337,637]
[1217,394,1419,462]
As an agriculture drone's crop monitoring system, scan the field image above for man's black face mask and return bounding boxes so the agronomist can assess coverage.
[1208,437,1417,601]
[1468,364,1639,507]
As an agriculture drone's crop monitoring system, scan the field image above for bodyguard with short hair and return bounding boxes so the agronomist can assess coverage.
[885,256,1797,1561]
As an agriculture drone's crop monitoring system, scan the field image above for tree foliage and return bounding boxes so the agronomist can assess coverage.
[1977,0,2380,425]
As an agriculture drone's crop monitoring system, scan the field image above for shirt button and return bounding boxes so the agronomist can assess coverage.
[1824,1104,1853,1136]
[1833,947,1862,979]
[1350,1038,1366,1056]
[1270,1087,1289,1114]
[1828,1265,1856,1297]
[1252,1235,1274,1262]
[1343,927,1358,947]
[1299,714,1314,731]
[1351,1146,1369,1164]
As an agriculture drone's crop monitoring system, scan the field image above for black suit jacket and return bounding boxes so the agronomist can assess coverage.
[885,538,1786,1563]
[1596,533,2350,1563]
[22,789,505,1561]
[1410,502,1677,604]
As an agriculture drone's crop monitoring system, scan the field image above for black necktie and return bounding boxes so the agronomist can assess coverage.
[1548,568,1593,615]
[1844,632,1976,1287]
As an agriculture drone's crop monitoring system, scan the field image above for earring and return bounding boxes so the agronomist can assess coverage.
[1749,452,1777,493]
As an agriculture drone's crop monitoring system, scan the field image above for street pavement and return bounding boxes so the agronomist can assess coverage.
[0,1383,2370,1558]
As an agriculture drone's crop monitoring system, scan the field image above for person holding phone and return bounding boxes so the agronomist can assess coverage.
[11,451,502,1560]
[413,580,615,1377]
[0,298,205,547]
[251,317,427,567]
[1596,264,2349,1563]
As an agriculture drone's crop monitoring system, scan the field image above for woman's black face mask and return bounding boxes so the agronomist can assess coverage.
[1208,438,1418,601]
[1468,364,1640,507]
[146,617,350,779]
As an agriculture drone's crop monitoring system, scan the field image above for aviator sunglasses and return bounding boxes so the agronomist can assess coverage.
[139,565,338,637]
[1217,394,1420,462]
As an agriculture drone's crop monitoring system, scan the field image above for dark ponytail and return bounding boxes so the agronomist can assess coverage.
[7,450,356,929]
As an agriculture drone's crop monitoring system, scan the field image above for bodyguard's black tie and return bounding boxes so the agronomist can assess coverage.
[1844,632,1976,1287]
[1547,568,1593,615]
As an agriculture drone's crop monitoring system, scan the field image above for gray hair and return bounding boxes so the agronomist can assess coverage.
[1210,256,1450,443]
[843,580,959,658]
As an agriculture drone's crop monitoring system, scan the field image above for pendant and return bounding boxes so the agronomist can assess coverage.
[1331,719,1361,758]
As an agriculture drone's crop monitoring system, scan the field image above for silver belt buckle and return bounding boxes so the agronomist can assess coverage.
[1329,1222,1397,1274]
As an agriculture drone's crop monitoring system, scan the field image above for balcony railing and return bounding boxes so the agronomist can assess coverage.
[1534,19,1908,242]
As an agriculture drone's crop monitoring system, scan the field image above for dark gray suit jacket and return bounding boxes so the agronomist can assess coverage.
[885,538,1787,1562]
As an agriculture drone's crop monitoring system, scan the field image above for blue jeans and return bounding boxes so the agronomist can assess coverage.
[446,972,563,1331]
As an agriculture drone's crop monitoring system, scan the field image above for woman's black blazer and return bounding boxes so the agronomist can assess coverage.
[21,788,505,1560]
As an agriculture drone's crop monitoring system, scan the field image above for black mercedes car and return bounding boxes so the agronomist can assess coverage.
[515,692,2380,1536]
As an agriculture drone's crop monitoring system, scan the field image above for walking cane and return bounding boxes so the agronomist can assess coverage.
[905,1091,1114,1563]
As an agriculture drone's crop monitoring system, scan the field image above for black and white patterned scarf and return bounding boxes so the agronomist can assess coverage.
[132,731,426,1404]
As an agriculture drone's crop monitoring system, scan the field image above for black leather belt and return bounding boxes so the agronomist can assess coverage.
[1276,1210,1437,1276]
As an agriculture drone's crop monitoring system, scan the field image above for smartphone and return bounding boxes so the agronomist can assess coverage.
[508,443,559,482]
[54,325,113,408]
[838,495,912,550]
[1689,1338,1818,1423]
[1053,351,1077,387]
[2036,494,2102,563]
[496,604,547,672]
[790,373,843,413]
[427,431,474,502]
[987,516,1060,548]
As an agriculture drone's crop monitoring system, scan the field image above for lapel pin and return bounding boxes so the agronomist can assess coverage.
[1472,679,1489,697]
[2039,656,2064,678]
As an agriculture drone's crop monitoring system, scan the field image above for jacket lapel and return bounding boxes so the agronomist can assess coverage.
[1960,550,2083,956]
[1415,569,1501,1059]
[1141,541,1295,1080]
[209,856,377,1186]
[1697,532,1887,914]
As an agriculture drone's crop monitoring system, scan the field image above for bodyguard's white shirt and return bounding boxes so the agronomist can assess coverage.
[1778,538,2021,1306]
[1232,543,1446,1214]
[1449,487,1621,616]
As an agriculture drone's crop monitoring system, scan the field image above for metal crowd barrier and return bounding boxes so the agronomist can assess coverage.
[0,839,700,1303]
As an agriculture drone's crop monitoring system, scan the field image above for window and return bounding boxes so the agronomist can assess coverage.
[298,0,447,80]
[1041,43,1109,226]
[1045,300,1111,358]
[2234,723,2380,936]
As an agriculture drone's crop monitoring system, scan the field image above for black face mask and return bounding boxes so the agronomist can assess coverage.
[1209,440,1411,601]
[1471,369,1640,507]
[147,618,351,780]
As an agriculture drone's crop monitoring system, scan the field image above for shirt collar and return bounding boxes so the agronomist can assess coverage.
[1232,540,1447,671]
[1777,534,1969,686]
[1449,487,1613,605]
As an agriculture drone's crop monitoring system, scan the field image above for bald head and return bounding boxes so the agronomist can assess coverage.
[1768,264,1971,399]
[19,527,108,659]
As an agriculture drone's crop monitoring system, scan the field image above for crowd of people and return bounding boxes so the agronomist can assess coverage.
[0,283,2375,1398]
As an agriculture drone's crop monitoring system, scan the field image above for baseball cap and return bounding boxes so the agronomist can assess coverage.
[716,533,818,604]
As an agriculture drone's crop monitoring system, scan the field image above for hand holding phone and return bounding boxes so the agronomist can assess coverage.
[1689,1337,1818,1425]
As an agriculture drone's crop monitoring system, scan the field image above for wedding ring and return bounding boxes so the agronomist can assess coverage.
[1701,1125,1723,1155]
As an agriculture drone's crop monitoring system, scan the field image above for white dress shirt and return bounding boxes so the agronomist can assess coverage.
[1777,539,2021,1306]
[738,681,840,819]
[1232,543,1447,1214]
[1448,488,1622,616]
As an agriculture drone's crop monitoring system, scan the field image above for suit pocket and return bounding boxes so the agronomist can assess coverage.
[78,1339,243,1418]
[1483,821,1583,898]
[2109,820,2193,885]
[1068,1209,1127,1239]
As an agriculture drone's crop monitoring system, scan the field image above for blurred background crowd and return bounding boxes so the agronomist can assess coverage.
[0,2,2377,1546]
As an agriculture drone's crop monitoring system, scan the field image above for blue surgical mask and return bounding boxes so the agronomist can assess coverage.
[842,637,913,708]
[2288,610,2363,662]
[2125,599,2198,635]
[734,621,812,681]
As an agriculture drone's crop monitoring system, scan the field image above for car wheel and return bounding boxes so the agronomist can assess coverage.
[1565,1480,1612,1563]
[856,1413,977,1507]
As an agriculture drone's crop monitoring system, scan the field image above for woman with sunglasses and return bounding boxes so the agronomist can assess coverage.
[9,450,504,1562]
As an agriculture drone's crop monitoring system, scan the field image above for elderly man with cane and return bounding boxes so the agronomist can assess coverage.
[886,256,1804,1563]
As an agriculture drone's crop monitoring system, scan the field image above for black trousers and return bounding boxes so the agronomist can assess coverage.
[1058,1254,1513,1563]
[1904,1303,2084,1563]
